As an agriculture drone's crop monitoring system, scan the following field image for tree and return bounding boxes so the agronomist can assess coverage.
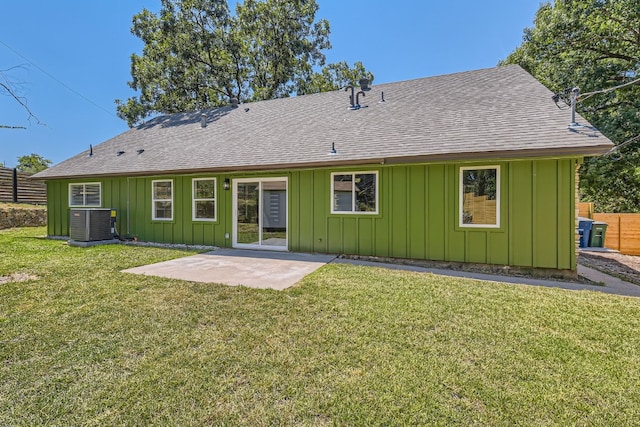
[16,153,51,173]
[502,0,640,212]
[296,61,373,95]
[116,0,374,127]
[1,66,41,129]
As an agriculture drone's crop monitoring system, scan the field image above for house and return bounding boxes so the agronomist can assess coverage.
[34,65,613,273]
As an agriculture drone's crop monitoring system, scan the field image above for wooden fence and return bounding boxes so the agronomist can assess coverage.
[577,202,594,219]
[0,167,47,205]
[578,202,640,256]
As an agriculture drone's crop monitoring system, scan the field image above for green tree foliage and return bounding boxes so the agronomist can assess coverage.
[16,153,52,173]
[502,0,640,212]
[297,61,373,95]
[116,0,373,127]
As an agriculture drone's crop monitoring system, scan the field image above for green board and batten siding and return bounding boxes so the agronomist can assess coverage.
[46,157,579,271]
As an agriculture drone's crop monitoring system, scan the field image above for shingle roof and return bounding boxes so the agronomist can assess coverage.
[35,65,614,179]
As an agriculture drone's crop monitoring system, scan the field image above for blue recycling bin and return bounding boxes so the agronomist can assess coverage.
[578,217,593,248]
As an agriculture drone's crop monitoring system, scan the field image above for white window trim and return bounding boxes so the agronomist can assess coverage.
[152,179,174,221]
[192,178,217,222]
[68,182,102,207]
[330,171,379,215]
[459,165,501,228]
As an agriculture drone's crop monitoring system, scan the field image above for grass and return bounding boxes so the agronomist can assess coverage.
[2,227,640,425]
[0,202,46,209]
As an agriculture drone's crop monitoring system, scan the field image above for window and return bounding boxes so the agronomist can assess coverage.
[69,182,101,207]
[152,180,173,220]
[331,172,378,214]
[192,178,216,221]
[460,166,500,228]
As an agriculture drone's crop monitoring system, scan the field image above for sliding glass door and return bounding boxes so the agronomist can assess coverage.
[233,178,287,250]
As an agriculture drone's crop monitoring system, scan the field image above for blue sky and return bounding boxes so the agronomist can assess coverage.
[0,1,542,168]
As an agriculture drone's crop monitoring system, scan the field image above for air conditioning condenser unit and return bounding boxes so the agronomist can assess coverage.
[69,209,113,242]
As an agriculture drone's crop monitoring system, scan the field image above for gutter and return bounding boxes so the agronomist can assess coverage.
[31,145,614,181]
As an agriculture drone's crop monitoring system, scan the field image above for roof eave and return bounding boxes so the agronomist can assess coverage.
[381,144,613,165]
[33,144,612,180]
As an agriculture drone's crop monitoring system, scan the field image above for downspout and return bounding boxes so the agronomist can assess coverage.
[126,177,131,235]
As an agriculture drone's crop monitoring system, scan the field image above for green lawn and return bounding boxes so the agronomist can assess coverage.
[2,227,640,425]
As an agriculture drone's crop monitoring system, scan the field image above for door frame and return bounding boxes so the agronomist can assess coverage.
[232,177,288,251]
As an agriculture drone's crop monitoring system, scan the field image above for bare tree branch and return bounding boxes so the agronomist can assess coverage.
[0,68,43,128]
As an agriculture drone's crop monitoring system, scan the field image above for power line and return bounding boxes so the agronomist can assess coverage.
[605,134,640,160]
[579,76,640,103]
[0,39,118,119]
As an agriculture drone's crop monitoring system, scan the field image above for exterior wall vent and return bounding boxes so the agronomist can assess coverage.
[70,209,113,242]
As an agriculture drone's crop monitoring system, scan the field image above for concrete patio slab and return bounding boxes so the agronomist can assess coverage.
[122,248,336,290]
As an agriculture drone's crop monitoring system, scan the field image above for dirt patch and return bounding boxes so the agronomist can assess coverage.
[0,273,39,285]
[579,252,640,286]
